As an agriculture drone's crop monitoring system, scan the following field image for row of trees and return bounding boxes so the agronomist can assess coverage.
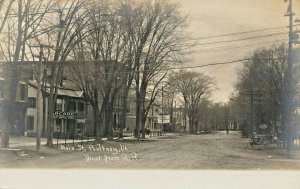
[161,44,299,138]
[0,0,190,147]
[230,44,300,139]
[167,70,215,134]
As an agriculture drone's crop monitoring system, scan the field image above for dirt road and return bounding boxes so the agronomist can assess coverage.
[1,131,300,169]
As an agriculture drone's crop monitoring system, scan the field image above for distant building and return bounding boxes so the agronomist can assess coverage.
[122,91,162,132]
[172,106,189,132]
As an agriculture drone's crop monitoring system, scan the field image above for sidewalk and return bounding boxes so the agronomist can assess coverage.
[3,133,175,149]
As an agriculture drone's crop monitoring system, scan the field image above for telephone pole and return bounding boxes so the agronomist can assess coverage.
[284,0,299,158]
[31,44,52,153]
[161,85,164,130]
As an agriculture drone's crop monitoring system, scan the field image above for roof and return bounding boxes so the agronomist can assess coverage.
[29,80,84,98]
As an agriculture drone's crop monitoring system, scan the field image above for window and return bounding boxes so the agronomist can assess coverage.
[67,120,75,132]
[0,81,3,98]
[78,102,84,112]
[28,97,36,108]
[66,101,76,112]
[56,99,62,111]
[20,84,26,100]
[27,116,34,130]
[28,69,34,80]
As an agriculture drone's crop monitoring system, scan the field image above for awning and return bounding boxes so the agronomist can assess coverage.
[56,88,83,98]
[29,80,84,98]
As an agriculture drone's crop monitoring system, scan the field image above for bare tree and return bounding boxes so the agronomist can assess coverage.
[36,0,91,146]
[234,44,300,143]
[0,0,15,34]
[0,0,53,147]
[169,70,215,134]
[69,0,132,139]
[120,0,188,140]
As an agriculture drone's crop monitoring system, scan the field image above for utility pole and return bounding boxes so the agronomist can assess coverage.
[31,44,52,153]
[161,85,164,132]
[284,0,299,158]
[242,88,262,137]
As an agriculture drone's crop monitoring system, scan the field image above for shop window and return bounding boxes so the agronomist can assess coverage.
[20,84,26,100]
[28,97,36,108]
[67,120,75,132]
[27,116,34,130]
[55,119,62,133]
[56,119,62,126]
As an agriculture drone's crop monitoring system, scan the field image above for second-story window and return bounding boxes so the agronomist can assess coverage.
[20,84,26,100]
[78,102,84,113]
[28,97,36,108]
[66,101,76,112]
[56,99,62,111]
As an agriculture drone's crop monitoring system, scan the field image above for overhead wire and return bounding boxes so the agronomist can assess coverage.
[190,25,288,40]
[193,32,288,46]
[0,58,287,81]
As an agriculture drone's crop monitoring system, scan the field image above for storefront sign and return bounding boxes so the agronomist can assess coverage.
[53,111,77,119]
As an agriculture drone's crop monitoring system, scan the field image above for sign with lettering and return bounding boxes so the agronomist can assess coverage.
[157,115,170,124]
[77,119,86,124]
[53,111,77,119]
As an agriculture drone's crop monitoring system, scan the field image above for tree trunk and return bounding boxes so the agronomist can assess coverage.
[120,88,130,138]
[104,96,113,139]
[46,103,54,146]
[93,104,102,141]
[1,0,23,147]
[135,97,141,140]
[141,108,147,139]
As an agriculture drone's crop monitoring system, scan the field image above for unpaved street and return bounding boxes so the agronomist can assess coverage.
[1,131,300,169]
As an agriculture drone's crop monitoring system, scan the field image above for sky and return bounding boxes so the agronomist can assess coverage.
[178,0,300,103]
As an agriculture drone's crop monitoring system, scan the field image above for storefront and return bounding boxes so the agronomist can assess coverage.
[53,109,86,138]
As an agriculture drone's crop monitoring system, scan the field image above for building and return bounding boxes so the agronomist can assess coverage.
[26,80,89,138]
[0,60,92,138]
[172,106,189,132]
[0,63,28,136]
[120,91,162,132]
